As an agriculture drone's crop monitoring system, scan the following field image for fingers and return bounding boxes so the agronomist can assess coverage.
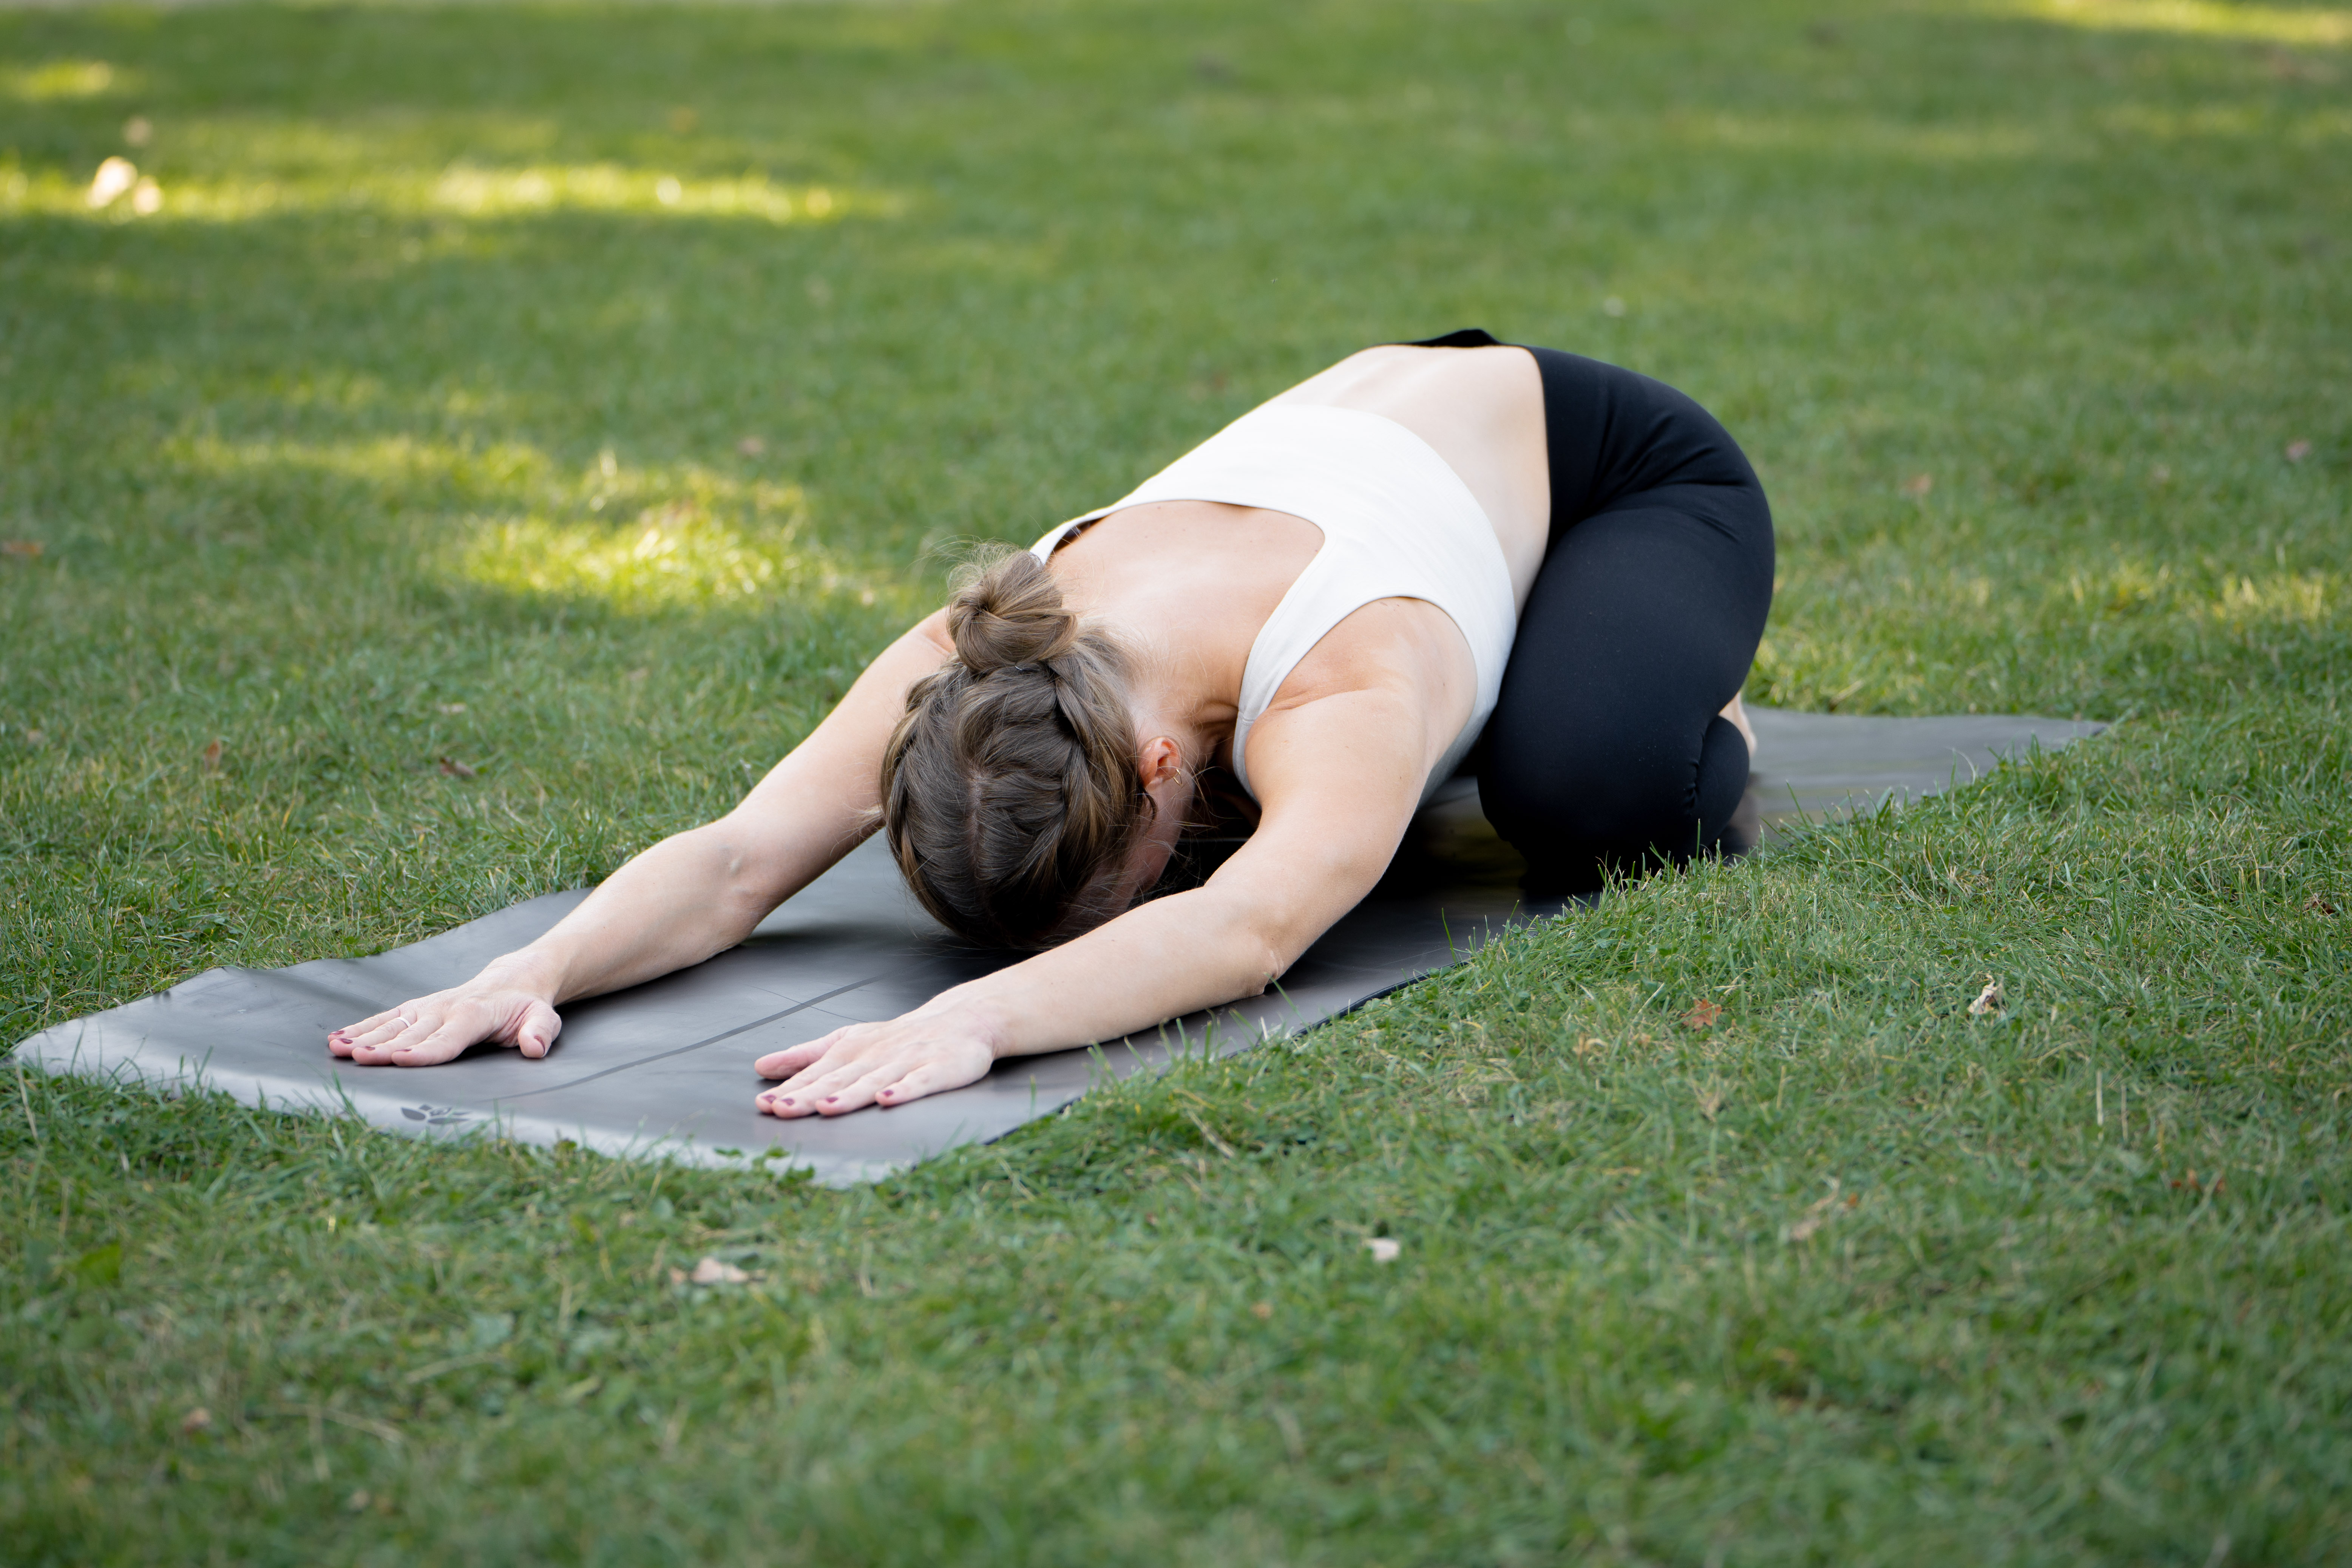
[808,1064,902,1117]
[754,1035,836,1081]
[343,1008,442,1065]
[330,1006,403,1055]
[873,1060,961,1109]
[331,1007,421,1060]
[329,992,562,1067]
[755,1030,992,1118]
[757,1047,868,1117]
[381,1014,484,1067]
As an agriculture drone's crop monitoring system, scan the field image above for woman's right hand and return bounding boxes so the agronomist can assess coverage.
[328,960,564,1067]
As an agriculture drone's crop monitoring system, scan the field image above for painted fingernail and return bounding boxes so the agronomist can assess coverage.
[822,1095,838,1104]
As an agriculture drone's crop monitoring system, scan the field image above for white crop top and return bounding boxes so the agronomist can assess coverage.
[1030,403,1518,805]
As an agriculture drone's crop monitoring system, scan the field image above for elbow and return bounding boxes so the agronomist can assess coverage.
[1236,929,1296,999]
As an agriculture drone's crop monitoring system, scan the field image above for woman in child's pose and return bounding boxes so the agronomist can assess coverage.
[330,331,1772,1116]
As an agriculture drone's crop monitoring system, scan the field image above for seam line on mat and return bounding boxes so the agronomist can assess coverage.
[489,976,883,1103]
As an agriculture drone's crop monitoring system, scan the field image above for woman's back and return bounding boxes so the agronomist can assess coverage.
[1036,343,1551,798]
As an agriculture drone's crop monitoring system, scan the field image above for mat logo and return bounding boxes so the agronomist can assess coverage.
[400,1104,476,1126]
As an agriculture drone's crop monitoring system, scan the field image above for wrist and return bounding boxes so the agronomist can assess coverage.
[479,947,566,1002]
[919,986,1018,1060]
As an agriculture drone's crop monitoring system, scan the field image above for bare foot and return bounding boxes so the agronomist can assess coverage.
[1720,691,1757,760]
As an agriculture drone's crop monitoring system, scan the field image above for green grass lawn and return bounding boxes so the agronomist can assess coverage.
[4,0,2349,1560]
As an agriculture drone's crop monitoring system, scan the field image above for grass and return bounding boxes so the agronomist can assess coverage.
[3,0,2349,1560]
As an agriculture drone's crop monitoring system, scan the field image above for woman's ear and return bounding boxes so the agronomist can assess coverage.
[1137,735,1186,791]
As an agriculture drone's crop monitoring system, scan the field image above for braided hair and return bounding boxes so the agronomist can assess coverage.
[879,547,1158,949]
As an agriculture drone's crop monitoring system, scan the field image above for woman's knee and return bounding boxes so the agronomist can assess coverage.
[1483,714,1751,882]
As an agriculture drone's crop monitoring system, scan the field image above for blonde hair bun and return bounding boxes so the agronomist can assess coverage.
[947,550,1080,673]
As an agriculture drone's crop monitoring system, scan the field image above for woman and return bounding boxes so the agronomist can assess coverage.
[328,331,1772,1118]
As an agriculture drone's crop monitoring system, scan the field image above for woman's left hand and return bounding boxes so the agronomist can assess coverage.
[753,1009,999,1117]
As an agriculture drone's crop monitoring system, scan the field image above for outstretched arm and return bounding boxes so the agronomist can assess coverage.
[329,613,955,1066]
[752,684,1431,1115]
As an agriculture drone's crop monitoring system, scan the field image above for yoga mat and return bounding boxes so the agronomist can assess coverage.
[10,707,2103,1184]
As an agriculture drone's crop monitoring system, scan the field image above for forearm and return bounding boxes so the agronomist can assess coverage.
[479,619,953,1006]
[492,819,848,1004]
[926,887,1303,1057]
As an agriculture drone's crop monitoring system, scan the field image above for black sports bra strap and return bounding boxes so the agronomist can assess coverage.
[1395,328,1504,349]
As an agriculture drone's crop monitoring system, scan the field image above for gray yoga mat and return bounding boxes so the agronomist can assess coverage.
[11,707,2103,1185]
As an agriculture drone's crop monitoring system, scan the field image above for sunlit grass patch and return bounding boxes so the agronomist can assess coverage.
[458,503,841,612]
[0,151,893,228]
[160,431,877,612]
[432,164,864,224]
[175,431,550,496]
[0,57,134,102]
[444,449,890,612]
[1995,0,2352,46]
[1668,110,2049,163]
[2194,569,2333,627]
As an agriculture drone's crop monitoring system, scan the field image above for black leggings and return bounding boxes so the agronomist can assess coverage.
[1410,330,1775,890]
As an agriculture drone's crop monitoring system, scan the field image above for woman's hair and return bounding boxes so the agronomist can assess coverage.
[879,546,1159,950]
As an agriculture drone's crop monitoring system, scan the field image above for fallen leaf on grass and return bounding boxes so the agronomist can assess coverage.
[1681,997,1723,1030]
[437,756,477,780]
[690,1256,751,1285]
[346,1489,372,1513]
[2,540,42,559]
[1364,1237,1401,1264]
[2305,893,2338,917]
[179,1407,212,1435]
[200,738,222,772]
[1695,1084,1725,1122]
[1967,976,2005,1016]
[2285,440,2313,463]
[1251,1301,1273,1320]
[22,729,44,746]
[435,701,467,715]
[1902,473,1933,497]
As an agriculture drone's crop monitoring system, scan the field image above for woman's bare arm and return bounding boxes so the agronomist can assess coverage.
[751,683,1432,1114]
[328,613,955,1067]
